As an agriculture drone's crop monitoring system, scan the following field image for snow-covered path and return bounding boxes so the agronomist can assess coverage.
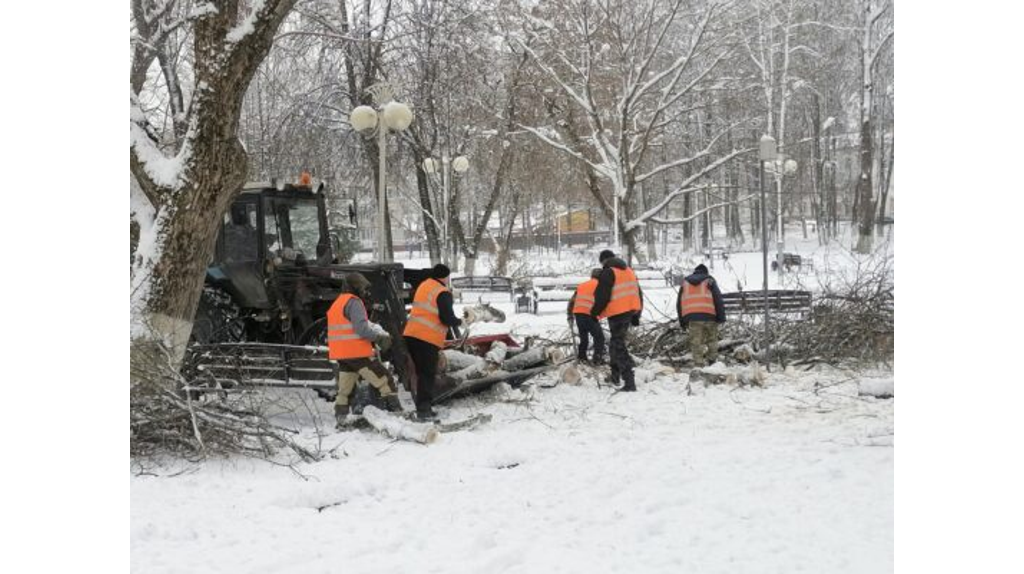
[131,367,893,574]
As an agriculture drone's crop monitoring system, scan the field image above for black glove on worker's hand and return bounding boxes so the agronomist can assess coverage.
[630,313,640,327]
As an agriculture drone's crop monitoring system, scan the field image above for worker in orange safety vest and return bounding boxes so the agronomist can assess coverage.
[567,268,605,364]
[403,264,463,421]
[676,264,726,367]
[327,272,403,426]
[590,250,643,391]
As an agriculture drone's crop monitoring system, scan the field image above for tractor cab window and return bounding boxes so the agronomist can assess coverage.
[263,197,325,263]
[222,203,259,262]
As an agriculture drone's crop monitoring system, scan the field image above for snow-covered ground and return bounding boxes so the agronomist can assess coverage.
[132,233,893,573]
[132,364,893,573]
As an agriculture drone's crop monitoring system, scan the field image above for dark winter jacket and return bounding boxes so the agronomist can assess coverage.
[676,271,726,326]
[591,257,644,319]
[436,290,462,339]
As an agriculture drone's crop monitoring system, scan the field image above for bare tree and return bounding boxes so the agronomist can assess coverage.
[515,0,754,262]
[853,0,892,253]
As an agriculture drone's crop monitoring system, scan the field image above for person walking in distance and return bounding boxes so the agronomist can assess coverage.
[567,269,606,364]
[677,264,726,367]
[327,273,403,427]
[590,250,643,391]
[403,264,462,421]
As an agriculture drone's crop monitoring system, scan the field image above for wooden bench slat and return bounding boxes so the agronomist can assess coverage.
[720,290,812,315]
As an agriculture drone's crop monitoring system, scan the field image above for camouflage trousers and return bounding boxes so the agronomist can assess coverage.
[687,321,720,367]
[335,358,396,406]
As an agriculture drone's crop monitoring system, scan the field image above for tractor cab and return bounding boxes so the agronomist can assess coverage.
[195,177,415,389]
[216,179,333,269]
[208,179,335,313]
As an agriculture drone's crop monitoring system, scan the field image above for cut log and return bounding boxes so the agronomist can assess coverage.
[688,367,736,386]
[501,347,548,371]
[433,361,566,403]
[441,350,485,372]
[559,363,582,385]
[688,363,765,387]
[501,345,564,372]
[451,362,490,381]
[858,377,893,398]
[545,346,566,363]
[484,341,508,365]
[362,406,439,444]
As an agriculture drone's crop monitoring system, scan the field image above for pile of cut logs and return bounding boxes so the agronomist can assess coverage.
[433,343,567,402]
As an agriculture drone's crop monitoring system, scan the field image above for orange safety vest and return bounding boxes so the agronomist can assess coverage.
[403,278,450,348]
[679,280,716,317]
[601,267,642,318]
[326,293,374,360]
[572,278,599,315]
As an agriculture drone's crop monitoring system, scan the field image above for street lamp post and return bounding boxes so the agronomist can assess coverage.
[422,154,469,265]
[772,155,799,276]
[759,134,777,358]
[349,83,413,263]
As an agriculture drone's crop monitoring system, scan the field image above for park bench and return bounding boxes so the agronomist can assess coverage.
[450,276,515,302]
[720,290,813,319]
[530,276,582,304]
[514,286,539,314]
[771,253,814,272]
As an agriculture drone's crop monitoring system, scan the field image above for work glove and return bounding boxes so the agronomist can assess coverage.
[630,313,640,327]
[375,332,393,352]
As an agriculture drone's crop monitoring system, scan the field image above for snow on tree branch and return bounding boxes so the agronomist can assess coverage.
[515,37,594,115]
[130,92,191,195]
[628,145,755,227]
[516,123,613,178]
[648,193,758,225]
[635,119,746,183]
[226,0,269,43]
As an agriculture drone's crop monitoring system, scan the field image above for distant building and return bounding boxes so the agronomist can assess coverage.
[556,209,594,233]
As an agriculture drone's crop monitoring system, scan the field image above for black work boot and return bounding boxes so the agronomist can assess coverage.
[416,406,438,422]
[619,372,637,392]
[382,394,404,413]
[607,366,620,387]
[591,355,606,366]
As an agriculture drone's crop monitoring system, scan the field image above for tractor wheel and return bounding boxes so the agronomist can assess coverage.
[190,286,246,345]
[297,317,328,347]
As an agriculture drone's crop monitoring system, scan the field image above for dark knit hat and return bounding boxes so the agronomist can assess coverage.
[694,264,708,274]
[344,272,371,294]
[599,249,615,263]
[431,263,451,279]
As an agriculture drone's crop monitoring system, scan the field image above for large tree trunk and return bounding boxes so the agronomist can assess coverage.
[412,149,442,264]
[640,182,658,261]
[131,0,298,370]
[854,116,874,253]
[855,0,882,254]
[131,135,250,365]
[407,147,440,263]
[494,189,520,276]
